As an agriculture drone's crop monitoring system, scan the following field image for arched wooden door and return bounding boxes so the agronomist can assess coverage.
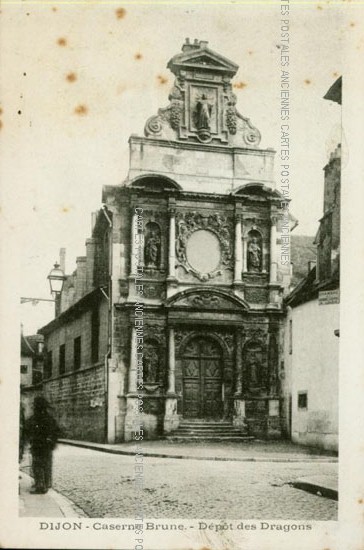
[182,336,223,418]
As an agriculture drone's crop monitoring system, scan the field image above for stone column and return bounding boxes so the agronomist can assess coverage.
[130,209,137,276]
[270,217,278,283]
[128,326,137,393]
[242,234,248,273]
[234,330,243,395]
[234,214,242,282]
[168,208,176,279]
[167,328,176,394]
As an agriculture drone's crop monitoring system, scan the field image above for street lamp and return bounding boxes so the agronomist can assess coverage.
[47,262,66,296]
[21,261,66,319]
[47,262,66,317]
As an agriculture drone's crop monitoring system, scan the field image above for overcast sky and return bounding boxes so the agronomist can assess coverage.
[1,2,357,333]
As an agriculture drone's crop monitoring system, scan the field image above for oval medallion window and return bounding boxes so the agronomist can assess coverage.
[186,230,221,274]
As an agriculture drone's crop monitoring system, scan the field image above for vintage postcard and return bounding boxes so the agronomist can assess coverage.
[1,1,364,549]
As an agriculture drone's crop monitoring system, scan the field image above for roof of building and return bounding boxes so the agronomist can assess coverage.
[38,287,105,336]
[286,264,339,308]
[21,333,44,357]
[290,235,317,287]
[323,76,342,105]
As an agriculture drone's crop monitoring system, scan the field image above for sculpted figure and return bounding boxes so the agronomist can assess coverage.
[145,231,160,267]
[144,346,159,383]
[247,236,262,272]
[176,222,188,262]
[195,94,213,130]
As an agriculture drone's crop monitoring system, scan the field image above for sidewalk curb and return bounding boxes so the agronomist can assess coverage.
[21,472,88,518]
[59,439,338,463]
[292,479,338,500]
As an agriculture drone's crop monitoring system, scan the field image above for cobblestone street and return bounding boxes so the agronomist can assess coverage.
[22,444,337,520]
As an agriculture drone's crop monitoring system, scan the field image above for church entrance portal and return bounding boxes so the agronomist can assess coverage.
[182,336,223,418]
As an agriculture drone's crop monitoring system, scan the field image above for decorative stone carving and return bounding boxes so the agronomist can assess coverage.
[173,292,225,308]
[226,106,237,135]
[144,222,161,268]
[247,230,263,272]
[241,119,261,147]
[144,341,160,383]
[244,287,268,304]
[191,293,220,307]
[174,329,186,352]
[192,92,215,142]
[174,328,234,361]
[194,93,213,130]
[214,331,234,356]
[143,282,165,300]
[141,212,167,275]
[170,103,182,130]
[143,40,262,147]
[145,324,167,347]
[143,399,162,415]
[175,211,233,281]
[244,327,267,343]
[145,115,163,137]
[225,92,237,135]
[243,341,265,392]
[168,80,184,131]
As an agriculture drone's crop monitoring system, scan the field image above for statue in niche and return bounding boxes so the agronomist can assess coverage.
[144,342,159,383]
[144,223,161,268]
[247,230,262,272]
[194,93,213,130]
[244,343,263,391]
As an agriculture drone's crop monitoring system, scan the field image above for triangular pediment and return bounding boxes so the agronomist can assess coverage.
[168,43,238,77]
[187,54,226,68]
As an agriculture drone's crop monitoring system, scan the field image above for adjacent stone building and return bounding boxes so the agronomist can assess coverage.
[20,331,44,417]
[39,40,294,443]
[282,77,341,452]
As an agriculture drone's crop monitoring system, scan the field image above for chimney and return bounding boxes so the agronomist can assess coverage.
[86,238,97,292]
[75,257,87,301]
[182,38,207,52]
[59,248,66,273]
[91,211,98,233]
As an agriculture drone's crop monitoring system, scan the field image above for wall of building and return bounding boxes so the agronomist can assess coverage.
[128,137,275,194]
[20,356,33,387]
[284,300,339,451]
[42,298,109,442]
[42,364,106,442]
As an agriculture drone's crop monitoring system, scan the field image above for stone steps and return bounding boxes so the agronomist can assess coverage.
[166,435,255,442]
[165,419,253,442]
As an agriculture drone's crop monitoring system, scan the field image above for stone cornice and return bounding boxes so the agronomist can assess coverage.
[103,185,282,206]
[129,134,276,157]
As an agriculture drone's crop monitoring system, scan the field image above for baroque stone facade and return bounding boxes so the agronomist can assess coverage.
[102,40,292,442]
[39,40,293,443]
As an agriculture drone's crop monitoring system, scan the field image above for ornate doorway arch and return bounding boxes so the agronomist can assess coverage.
[181,336,223,418]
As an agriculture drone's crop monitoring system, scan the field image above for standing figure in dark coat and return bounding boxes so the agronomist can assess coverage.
[25,397,61,494]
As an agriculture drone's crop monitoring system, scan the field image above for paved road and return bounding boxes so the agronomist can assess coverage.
[22,445,338,520]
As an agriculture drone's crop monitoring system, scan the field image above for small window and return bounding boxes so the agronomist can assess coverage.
[74,336,81,370]
[21,364,28,374]
[59,344,66,375]
[298,392,308,410]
